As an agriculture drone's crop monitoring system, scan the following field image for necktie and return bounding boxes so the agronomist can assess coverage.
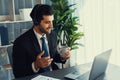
[41,37,49,57]
[41,37,51,71]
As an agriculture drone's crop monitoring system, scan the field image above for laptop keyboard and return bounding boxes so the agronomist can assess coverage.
[77,71,90,80]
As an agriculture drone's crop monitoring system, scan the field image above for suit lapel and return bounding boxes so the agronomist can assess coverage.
[46,33,53,58]
[29,28,42,54]
[28,29,54,56]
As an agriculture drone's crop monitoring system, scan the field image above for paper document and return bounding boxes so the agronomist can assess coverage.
[31,75,60,80]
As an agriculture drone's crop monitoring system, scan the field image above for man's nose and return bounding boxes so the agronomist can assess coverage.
[49,22,53,27]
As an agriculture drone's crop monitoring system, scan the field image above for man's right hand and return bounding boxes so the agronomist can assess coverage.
[34,51,53,70]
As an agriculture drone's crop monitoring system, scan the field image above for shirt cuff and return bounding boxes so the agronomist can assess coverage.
[61,57,66,63]
[32,62,39,73]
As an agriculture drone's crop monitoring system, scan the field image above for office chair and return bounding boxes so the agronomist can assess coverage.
[7,44,14,79]
[0,45,13,80]
[2,45,13,69]
[7,44,13,67]
[2,44,14,80]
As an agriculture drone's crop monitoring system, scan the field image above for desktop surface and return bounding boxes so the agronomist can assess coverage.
[14,63,120,80]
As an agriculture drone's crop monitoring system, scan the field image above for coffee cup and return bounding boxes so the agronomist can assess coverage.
[58,46,70,57]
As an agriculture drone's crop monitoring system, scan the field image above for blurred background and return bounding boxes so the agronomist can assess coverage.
[0,0,120,79]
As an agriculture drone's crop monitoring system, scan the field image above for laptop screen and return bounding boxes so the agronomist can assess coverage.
[89,49,112,80]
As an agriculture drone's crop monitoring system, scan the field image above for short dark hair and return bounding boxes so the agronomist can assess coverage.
[30,4,54,25]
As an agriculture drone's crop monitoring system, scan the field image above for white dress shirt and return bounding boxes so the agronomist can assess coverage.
[32,29,49,73]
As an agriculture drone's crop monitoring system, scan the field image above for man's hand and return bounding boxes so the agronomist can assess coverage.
[34,51,53,70]
[63,50,71,60]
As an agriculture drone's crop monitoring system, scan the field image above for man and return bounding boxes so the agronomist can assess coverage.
[12,4,71,78]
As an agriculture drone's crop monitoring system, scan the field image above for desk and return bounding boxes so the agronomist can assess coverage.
[14,63,120,80]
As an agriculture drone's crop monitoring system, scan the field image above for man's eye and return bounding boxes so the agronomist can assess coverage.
[45,22,50,24]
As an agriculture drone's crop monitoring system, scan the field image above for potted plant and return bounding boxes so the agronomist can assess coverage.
[51,0,84,50]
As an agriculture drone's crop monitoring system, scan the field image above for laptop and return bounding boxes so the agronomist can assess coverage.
[64,49,112,80]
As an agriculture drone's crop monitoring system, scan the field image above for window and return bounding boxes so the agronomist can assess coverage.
[69,0,120,67]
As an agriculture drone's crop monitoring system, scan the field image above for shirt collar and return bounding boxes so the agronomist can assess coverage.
[33,28,46,40]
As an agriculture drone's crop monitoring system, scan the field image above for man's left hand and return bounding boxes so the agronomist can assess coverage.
[63,50,71,60]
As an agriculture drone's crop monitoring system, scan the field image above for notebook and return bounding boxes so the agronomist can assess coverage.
[64,49,112,80]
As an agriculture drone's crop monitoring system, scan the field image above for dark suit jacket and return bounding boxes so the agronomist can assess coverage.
[12,28,65,78]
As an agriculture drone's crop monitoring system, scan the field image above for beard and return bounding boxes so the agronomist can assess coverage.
[38,26,51,34]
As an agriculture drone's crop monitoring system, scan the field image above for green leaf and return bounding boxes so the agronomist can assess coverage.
[51,0,84,50]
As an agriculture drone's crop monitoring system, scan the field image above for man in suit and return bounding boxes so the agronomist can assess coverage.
[12,4,71,78]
